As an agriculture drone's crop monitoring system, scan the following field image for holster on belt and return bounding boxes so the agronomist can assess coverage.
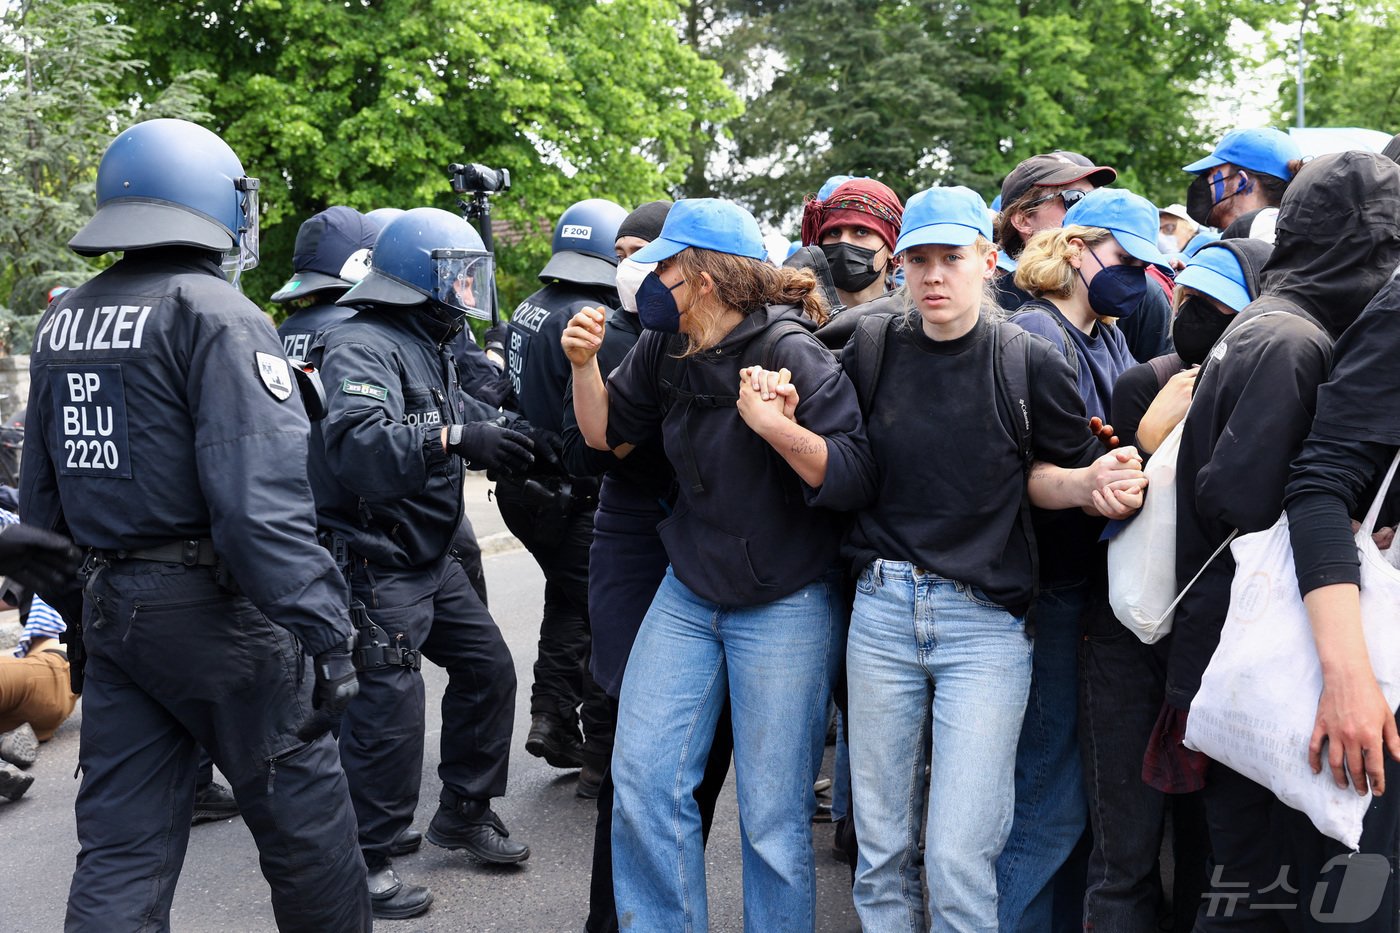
[350,599,421,671]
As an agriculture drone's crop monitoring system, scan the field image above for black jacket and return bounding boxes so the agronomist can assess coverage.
[19,249,353,655]
[1167,151,1400,709]
[507,281,617,434]
[278,299,355,361]
[311,306,473,569]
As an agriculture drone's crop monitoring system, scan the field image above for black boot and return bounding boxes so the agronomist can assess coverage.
[388,827,423,857]
[367,862,433,919]
[426,795,530,864]
[525,713,584,769]
[191,780,240,825]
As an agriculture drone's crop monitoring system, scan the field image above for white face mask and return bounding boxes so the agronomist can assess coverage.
[615,256,657,314]
[1157,232,1179,255]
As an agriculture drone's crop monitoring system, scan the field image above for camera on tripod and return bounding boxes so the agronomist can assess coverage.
[448,163,511,196]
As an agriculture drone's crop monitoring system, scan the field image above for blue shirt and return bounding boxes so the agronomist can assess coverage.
[1010,302,1136,421]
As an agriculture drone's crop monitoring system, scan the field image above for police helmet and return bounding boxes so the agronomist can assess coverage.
[538,198,629,287]
[70,119,260,272]
[365,207,406,231]
[338,207,495,321]
[270,206,379,303]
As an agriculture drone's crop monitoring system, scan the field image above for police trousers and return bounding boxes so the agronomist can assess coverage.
[342,554,516,867]
[68,560,369,933]
[494,475,610,753]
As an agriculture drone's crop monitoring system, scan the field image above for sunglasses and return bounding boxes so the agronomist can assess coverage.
[1026,188,1088,213]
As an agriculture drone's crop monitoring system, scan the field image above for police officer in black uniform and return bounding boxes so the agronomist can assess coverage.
[18,118,370,932]
[501,198,626,781]
[311,207,535,919]
[272,204,378,360]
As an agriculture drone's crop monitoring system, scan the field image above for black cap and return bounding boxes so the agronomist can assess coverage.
[617,200,672,244]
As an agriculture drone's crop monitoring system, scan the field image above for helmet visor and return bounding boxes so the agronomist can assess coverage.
[221,177,261,276]
[432,248,495,321]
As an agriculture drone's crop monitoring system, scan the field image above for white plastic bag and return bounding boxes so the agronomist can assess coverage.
[1107,419,1185,643]
[1185,450,1400,849]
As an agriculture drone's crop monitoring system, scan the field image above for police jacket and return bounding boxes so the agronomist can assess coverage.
[507,280,618,434]
[18,249,353,656]
[311,305,480,569]
[604,304,876,606]
[278,298,354,361]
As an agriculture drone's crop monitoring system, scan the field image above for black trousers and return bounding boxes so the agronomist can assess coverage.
[1196,758,1400,932]
[69,561,369,933]
[495,476,610,752]
[341,555,516,868]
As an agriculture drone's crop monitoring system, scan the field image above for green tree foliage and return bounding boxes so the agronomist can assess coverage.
[0,0,209,351]
[115,0,736,311]
[1277,0,1400,130]
[713,0,1277,227]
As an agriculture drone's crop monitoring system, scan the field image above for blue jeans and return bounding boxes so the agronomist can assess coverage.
[611,567,842,933]
[847,560,1033,933]
[996,579,1090,932]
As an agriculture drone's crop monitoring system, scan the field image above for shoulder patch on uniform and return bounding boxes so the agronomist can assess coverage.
[342,379,389,401]
[255,351,294,402]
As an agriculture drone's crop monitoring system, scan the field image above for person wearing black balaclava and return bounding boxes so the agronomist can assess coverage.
[1163,150,1400,928]
[1079,237,1271,933]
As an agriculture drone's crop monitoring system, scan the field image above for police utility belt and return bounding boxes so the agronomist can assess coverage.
[92,538,218,567]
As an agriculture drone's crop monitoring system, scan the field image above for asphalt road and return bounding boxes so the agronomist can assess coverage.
[0,483,861,932]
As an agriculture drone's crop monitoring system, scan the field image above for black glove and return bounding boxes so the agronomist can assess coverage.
[312,641,360,716]
[446,422,535,473]
[0,524,82,596]
[483,323,509,360]
[512,421,567,476]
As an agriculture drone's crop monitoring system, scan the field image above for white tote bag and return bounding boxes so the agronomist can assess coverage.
[1107,418,1186,643]
[1185,450,1400,849]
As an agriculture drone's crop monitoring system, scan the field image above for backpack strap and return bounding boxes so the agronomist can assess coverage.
[841,311,896,416]
[992,322,1040,629]
[1010,300,1080,376]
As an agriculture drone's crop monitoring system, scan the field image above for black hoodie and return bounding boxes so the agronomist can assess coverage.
[1166,150,1400,710]
[605,304,876,606]
[1110,238,1274,451]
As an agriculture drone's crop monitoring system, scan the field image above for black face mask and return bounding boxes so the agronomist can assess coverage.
[820,242,884,293]
[1172,294,1234,365]
[1186,171,1245,227]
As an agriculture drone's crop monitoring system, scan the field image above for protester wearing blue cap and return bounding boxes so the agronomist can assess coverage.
[562,197,878,931]
[998,186,1157,932]
[1183,127,1303,231]
[837,186,1145,932]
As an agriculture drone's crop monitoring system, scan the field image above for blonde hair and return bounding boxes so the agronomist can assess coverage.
[671,248,828,356]
[1013,225,1113,299]
[897,235,1003,328]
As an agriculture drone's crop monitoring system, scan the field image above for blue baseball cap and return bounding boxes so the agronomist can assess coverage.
[630,199,768,263]
[1063,188,1168,266]
[894,186,993,253]
[1183,128,1301,179]
[1175,242,1251,312]
[817,174,856,200]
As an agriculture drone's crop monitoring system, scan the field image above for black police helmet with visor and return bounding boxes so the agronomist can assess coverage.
[69,119,260,285]
[338,207,495,324]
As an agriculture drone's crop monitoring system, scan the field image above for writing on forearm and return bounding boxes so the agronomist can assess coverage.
[790,436,823,455]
